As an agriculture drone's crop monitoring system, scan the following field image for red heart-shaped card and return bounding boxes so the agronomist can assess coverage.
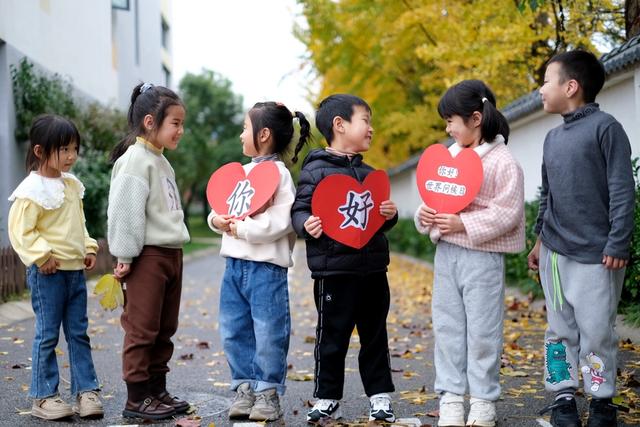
[206,161,280,220]
[312,170,390,249]
[416,144,483,214]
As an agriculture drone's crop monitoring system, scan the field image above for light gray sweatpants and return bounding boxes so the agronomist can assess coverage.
[432,241,505,401]
[539,244,624,398]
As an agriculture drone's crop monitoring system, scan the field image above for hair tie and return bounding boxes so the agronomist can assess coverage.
[140,83,154,94]
[481,97,488,104]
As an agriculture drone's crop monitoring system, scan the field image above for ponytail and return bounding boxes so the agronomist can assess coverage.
[291,111,312,163]
[248,102,313,163]
[437,79,510,145]
[110,82,184,163]
[480,96,510,144]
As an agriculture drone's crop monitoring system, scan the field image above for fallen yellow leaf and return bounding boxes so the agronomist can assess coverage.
[93,274,124,311]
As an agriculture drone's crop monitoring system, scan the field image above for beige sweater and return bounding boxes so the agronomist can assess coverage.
[108,138,190,263]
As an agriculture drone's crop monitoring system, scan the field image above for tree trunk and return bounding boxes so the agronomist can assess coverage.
[202,186,209,226]
[626,0,640,39]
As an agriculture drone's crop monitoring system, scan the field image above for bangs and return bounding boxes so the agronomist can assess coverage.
[51,118,81,149]
[437,86,465,119]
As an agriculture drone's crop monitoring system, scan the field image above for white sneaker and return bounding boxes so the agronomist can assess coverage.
[306,398,342,422]
[438,392,465,426]
[369,393,396,422]
[466,397,496,426]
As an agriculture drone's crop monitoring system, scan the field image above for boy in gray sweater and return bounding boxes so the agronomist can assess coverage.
[528,50,635,427]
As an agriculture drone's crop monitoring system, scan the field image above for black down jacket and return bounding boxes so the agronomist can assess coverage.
[291,149,398,278]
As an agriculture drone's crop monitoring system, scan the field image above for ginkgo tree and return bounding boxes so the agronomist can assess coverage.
[296,0,625,168]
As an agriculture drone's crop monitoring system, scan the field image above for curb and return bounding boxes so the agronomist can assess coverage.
[0,300,34,326]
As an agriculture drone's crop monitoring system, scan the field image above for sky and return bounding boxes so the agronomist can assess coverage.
[172,0,317,114]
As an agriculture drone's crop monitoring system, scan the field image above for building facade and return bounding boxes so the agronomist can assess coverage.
[0,0,173,244]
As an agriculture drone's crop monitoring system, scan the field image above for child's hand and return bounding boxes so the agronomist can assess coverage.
[527,238,541,271]
[379,200,397,219]
[304,215,323,239]
[84,254,97,271]
[434,213,465,234]
[602,255,628,270]
[114,262,131,279]
[228,220,239,238]
[418,204,437,227]
[212,214,233,232]
[39,256,60,275]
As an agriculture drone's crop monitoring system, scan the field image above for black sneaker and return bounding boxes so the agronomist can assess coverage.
[586,398,626,427]
[307,399,342,423]
[539,397,582,427]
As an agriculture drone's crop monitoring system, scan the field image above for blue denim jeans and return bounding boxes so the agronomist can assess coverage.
[27,266,99,398]
[219,258,291,395]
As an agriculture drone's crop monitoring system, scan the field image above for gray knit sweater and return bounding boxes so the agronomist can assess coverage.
[534,103,635,263]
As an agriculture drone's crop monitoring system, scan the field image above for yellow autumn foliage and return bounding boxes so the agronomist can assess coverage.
[296,0,625,168]
[93,274,124,311]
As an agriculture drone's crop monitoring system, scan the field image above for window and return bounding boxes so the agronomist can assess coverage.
[112,0,129,10]
[163,65,171,87]
[161,17,170,49]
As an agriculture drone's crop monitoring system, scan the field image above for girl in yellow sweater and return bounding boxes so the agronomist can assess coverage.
[8,114,103,421]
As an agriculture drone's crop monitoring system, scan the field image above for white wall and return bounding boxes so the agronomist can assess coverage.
[0,0,118,104]
[391,168,422,219]
[113,0,166,110]
[0,43,23,243]
[508,111,562,200]
[509,69,638,201]
[390,66,640,216]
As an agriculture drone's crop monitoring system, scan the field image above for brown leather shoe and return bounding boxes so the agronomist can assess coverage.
[122,396,176,420]
[156,391,190,413]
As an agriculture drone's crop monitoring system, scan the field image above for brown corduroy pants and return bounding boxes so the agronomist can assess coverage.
[120,246,183,383]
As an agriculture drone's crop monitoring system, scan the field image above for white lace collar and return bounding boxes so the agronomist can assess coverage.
[8,172,85,210]
[449,134,505,158]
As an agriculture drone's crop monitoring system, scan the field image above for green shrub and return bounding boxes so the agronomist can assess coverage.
[11,58,78,142]
[387,218,436,262]
[621,159,640,325]
[72,148,112,238]
[505,199,543,298]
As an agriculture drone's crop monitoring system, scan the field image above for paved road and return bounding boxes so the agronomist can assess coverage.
[0,244,638,426]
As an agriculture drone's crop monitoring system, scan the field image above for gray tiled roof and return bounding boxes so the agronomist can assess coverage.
[389,35,640,176]
[503,34,640,122]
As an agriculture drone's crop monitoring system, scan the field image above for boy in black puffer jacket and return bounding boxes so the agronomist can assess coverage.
[291,94,398,424]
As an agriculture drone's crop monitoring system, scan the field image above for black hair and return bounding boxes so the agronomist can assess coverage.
[110,83,184,162]
[547,50,605,103]
[26,114,81,172]
[315,94,371,145]
[437,79,510,144]
[247,102,312,163]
